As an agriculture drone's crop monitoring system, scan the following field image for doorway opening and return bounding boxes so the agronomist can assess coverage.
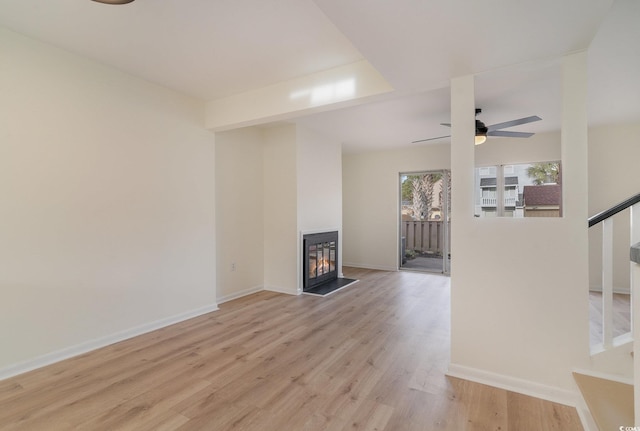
[399,170,451,274]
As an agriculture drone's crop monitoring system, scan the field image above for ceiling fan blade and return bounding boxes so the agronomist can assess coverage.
[487,115,541,132]
[487,130,535,138]
[440,123,451,127]
[411,135,451,144]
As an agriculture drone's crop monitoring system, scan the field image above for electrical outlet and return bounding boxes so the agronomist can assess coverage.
[231,262,236,272]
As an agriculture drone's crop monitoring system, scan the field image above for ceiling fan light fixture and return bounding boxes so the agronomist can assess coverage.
[475,117,488,145]
[91,0,135,4]
[474,134,487,145]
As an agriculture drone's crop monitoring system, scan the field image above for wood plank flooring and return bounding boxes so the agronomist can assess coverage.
[0,268,583,430]
[589,291,631,346]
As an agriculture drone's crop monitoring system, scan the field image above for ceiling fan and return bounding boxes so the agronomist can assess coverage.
[412,108,542,145]
[91,0,135,4]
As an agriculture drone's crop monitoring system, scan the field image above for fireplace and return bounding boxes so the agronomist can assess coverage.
[303,231,338,291]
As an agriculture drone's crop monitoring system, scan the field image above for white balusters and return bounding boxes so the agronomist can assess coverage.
[602,217,614,348]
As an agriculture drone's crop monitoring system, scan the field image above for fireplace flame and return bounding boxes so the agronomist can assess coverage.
[310,257,331,278]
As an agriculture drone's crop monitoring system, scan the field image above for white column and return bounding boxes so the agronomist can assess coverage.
[449,74,476,365]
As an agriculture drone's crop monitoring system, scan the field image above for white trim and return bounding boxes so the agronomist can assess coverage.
[264,285,299,296]
[575,393,599,431]
[343,262,397,272]
[217,286,264,304]
[0,303,218,382]
[446,363,578,407]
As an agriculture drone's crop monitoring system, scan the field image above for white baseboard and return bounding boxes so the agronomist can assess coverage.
[217,286,264,304]
[0,303,219,382]
[589,284,631,294]
[446,363,578,407]
[343,262,397,272]
[264,285,299,296]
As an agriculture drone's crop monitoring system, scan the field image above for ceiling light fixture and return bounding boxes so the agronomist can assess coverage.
[474,113,488,145]
[474,134,487,145]
[91,0,135,4]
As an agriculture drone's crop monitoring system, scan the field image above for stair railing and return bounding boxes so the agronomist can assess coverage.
[588,192,640,348]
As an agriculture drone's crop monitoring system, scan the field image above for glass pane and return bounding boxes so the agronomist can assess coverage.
[317,244,324,276]
[400,170,450,273]
[475,162,561,218]
[329,241,336,272]
[309,245,317,279]
[519,162,562,218]
[323,242,331,274]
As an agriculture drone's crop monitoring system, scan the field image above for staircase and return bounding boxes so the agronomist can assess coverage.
[574,372,633,430]
[577,193,640,430]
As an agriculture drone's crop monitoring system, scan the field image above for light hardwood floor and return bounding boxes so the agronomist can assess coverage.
[589,291,631,346]
[0,268,582,430]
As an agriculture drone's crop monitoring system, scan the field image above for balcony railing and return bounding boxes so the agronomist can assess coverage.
[481,196,517,207]
[402,220,450,255]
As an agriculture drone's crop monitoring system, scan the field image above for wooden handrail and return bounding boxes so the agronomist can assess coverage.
[588,192,640,228]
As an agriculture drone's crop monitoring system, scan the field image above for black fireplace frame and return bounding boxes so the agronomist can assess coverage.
[303,231,338,291]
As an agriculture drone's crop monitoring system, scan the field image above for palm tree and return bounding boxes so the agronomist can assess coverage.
[421,173,441,219]
[402,173,443,220]
[526,162,560,185]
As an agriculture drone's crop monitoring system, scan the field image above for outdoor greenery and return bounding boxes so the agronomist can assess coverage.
[404,249,417,260]
[526,162,560,185]
[402,173,442,220]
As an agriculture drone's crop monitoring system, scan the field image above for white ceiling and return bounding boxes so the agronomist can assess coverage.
[0,0,363,100]
[1,0,638,153]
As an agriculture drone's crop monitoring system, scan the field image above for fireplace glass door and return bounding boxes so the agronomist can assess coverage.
[303,231,338,290]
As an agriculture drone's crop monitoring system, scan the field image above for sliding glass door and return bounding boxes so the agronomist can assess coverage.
[399,170,451,274]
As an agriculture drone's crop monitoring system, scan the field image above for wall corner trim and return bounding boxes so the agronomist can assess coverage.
[217,286,264,304]
[0,303,219,382]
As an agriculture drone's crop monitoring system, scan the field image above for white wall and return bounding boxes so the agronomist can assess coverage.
[449,54,590,402]
[474,131,561,166]
[216,124,343,297]
[263,125,299,294]
[0,27,216,375]
[215,128,264,302]
[588,122,640,293]
[477,121,640,294]
[297,126,343,281]
[342,144,451,270]
[297,127,343,234]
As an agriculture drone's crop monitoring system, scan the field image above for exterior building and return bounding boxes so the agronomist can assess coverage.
[523,184,562,217]
[475,163,563,218]
[478,176,520,217]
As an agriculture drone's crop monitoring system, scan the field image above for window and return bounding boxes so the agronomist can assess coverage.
[479,166,495,176]
[474,161,562,218]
